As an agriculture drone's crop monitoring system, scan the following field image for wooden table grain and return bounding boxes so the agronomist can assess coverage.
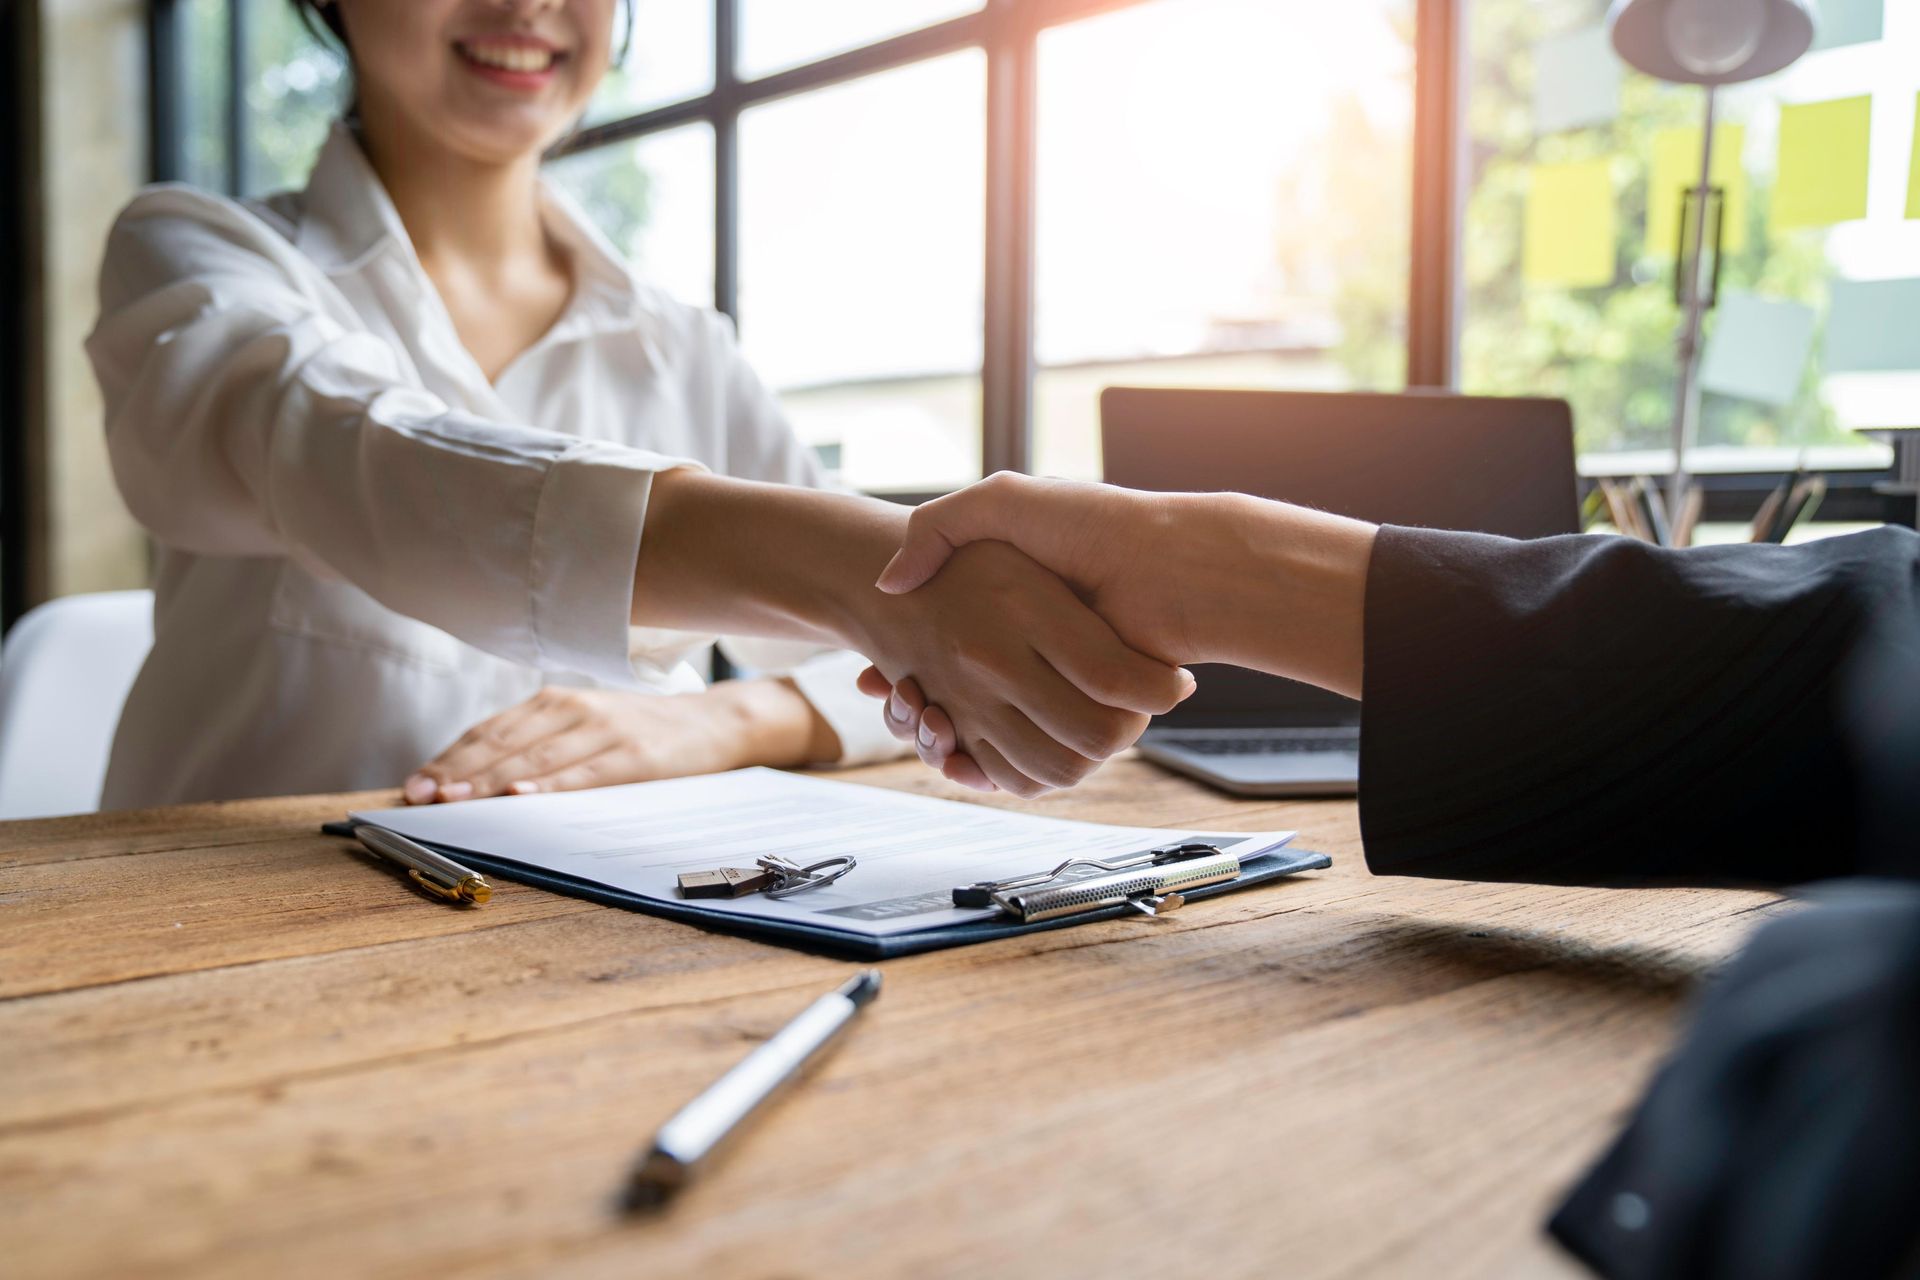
[1,759,1783,1280]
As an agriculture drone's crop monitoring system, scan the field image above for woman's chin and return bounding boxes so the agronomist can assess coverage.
[436,110,574,166]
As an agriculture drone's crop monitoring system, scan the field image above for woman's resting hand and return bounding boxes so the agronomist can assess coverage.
[402,678,839,803]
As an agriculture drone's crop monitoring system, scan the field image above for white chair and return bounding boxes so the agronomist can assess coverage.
[0,590,154,820]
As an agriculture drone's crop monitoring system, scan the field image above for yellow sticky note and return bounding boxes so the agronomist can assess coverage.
[1525,160,1616,288]
[1647,124,1747,258]
[1907,94,1920,220]
[1773,96,1872,231]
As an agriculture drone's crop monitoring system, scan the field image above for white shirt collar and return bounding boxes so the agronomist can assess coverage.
[293,122,651,339]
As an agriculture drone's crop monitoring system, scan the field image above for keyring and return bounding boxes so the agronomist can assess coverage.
[757,854,857,899]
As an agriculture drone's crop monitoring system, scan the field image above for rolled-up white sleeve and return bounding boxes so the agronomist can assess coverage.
[529,441,705,683]
[783,649,902,766]
[89,189,701,687]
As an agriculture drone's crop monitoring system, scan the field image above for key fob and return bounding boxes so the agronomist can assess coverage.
[677,867,776,899]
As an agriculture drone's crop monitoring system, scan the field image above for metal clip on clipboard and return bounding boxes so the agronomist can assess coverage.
[952,842,1243,924]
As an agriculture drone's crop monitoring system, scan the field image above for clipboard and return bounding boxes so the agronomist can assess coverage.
[321,818,1330,960]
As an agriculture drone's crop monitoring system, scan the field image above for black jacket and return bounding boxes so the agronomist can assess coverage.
[1361,525,1919,884]
[1357,526,1920,1279]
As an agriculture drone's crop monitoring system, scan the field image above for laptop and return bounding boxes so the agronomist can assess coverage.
[1101,387,1581,797]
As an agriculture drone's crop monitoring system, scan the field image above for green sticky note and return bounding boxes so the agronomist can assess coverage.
[1525,160,1615,288]
[1647,124,1747,258]
[1810,0,1883,51]
[1698,292,1817,406]
[1908,94,1920,220]
[1825,278,1920,373]
[1534,25,1620,135]
[1773,96,1872,231]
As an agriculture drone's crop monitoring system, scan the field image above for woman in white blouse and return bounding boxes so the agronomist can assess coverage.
[89,0,1192,809]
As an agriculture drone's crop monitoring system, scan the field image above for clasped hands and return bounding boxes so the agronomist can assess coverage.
[407,476,1208,802]
[404,470,1370,803]
[858,474,1209,793]
[859,473,1375,792]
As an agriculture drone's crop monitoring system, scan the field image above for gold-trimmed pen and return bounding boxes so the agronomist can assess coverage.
[352,823,493,905]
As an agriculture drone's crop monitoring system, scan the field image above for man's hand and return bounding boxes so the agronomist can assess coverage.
[402,679,838,803]
[868,475,1205,787]
[864,473,1378,786]
[845,539,1195,797]
[877,473,1200,664]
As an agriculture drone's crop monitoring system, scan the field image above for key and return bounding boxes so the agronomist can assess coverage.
[676,866,776,899]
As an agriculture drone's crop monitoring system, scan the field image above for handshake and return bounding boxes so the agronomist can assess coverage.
[410,469,1374,806]
[844,473,1377,797]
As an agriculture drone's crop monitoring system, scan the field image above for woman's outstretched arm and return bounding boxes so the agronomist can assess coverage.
[631,470,1196,797]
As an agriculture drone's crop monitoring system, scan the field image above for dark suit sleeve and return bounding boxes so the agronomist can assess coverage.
[1358,525,1920,884]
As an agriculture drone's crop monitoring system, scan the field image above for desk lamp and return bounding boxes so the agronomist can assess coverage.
[1607,0,1817,510]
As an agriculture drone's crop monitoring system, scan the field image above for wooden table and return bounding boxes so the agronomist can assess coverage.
[2,760,1782,1279]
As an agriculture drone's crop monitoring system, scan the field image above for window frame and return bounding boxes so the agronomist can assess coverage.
[2,0,49,635]
[143,0,1905,524]
[555,0,1469,482]
[552,0,1087,480]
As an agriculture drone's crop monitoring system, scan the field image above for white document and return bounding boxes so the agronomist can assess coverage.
[352,768,1297,939]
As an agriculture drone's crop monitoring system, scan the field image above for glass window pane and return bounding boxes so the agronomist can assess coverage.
[588,0,715,122]
[242,2,347,195]
[739,53,986,492]
[1033,0,1416,480]
[1461,0,1911,472]
[738,0,982,80]
[546,124,718,311]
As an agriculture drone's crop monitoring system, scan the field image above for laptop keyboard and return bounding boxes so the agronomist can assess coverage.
[1158,730,1360,756]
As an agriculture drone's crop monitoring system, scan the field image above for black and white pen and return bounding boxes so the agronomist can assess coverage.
[626,970,883,1210]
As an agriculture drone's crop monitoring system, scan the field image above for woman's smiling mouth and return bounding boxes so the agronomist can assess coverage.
[454,36,568,88]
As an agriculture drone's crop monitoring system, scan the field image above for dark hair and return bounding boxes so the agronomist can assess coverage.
[290,1,638,83]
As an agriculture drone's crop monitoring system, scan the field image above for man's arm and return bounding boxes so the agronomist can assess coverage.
[876,474,1377,694]
[1361,525,1918,884]
[867,473,1920,883]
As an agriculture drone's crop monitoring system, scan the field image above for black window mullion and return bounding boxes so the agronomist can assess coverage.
[714,0,739,321]
[225,0,248,196]
[148,0,183,183]
[1407,0,1463,389]
[982,2,1037,477]
[710,0,739,683]
[2,0,49,634]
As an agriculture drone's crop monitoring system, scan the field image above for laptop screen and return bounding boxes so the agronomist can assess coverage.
[1101,387,1580,728]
